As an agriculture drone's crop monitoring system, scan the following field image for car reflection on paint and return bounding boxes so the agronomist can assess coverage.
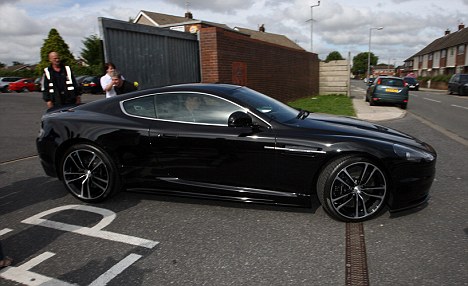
[36,83,436,222]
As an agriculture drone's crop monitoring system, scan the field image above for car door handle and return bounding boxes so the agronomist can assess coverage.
[157,133,178,138]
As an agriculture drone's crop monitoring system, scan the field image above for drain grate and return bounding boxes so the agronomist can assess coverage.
[345,222,369,286]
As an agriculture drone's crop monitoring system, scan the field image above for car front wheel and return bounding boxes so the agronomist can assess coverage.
[61,143,121,202]
[317,155,388,222]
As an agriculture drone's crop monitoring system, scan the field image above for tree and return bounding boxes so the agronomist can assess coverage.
[0,62,6,69]
[351,52,379,77]
[324,51,344,62]
[12,61,24,66]
[36,28,76,75]
[80,34,104,75]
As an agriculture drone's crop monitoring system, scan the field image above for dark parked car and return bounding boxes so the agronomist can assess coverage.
[366,76,409,109]
[34,77,42,91]
[448,73,468,96]
[8,78,36,92]
[80,76,102,94]
[0,76,22,92]
[404,77,419,91]
[36,84,436,222]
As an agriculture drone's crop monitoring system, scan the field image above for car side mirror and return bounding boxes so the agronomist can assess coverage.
[228,111,253,127]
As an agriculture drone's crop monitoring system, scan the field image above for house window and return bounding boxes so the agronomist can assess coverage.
[441,49,446,58]
[458,45,465,55]
[428,53,433,60]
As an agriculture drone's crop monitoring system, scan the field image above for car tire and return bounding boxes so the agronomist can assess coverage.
[61,143,121,203]
[369,98,375,106]
[316,155,388,222]
[365,95,369,102]
[401,103,407,109]
[22,87,29,92]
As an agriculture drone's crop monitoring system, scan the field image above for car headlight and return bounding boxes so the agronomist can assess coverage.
[393,144,435,162]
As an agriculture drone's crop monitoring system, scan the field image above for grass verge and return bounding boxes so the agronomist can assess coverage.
[288,94,356,117]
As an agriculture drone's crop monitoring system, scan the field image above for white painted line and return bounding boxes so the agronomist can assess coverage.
[451,104,468,110]
[17,252,56,270]
[0,252,77,286]
[89,254,142,286]
[423,98,441,103]
[22,205,159,249]
[0,228,13,236]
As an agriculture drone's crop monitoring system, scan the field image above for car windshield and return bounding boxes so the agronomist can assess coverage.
[380,78,404,87]
[231,87,299,123]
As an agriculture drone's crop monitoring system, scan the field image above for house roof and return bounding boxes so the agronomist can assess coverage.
[135,10,231,30]
[134,10,304,51]
[234,27,304,51]
[406,26,468,60]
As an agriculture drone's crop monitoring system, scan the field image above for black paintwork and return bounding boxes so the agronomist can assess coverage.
[36,83,437,211]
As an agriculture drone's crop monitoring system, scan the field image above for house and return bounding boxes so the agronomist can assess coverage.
[129,10,319,101]
[134,10,232,33]
[403,23,468,77]
[134,10,304,51]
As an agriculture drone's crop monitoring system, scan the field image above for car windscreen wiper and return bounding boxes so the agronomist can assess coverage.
[296,109,310,120]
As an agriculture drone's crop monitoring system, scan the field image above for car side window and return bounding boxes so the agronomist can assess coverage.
[122,95,157,118]
[155,92,244,125]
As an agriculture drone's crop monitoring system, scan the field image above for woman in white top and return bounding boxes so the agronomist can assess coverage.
[101,63,123,98]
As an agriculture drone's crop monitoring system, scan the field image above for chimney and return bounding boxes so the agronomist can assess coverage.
[459,23,465,30]
[259,24,265,32]
[185,11,193,19]
[445,29,450,35]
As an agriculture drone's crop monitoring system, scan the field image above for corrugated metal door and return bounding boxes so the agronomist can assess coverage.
[99,17,200,89]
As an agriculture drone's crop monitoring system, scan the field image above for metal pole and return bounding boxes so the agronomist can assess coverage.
[310,1,320,52]
[367,27,383,82]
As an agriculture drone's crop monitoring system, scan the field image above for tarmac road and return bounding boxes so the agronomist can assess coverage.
[0,90,467,286]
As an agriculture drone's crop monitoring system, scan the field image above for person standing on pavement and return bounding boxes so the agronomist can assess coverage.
[111,70,137,95]
[42,51,80,111]
[100,62,123,98]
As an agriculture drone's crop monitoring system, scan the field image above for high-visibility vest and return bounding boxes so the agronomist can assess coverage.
[43,66,75,94]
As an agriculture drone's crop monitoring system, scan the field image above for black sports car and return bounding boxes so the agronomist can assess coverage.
[36,84,437,222]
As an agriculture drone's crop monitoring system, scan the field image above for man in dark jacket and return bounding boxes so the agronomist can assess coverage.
[110,70,137,95]
[42,51,80,110]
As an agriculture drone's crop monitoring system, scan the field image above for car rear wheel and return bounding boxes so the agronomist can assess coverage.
[61,143,121,202]
[317,155,388,222]
[21,87,29,92]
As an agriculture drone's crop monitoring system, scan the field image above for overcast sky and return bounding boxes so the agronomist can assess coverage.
[1,0,467,67]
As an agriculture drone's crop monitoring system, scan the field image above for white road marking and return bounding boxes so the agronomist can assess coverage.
[21,204,159,249]
[0,228,13,236]
[451,104,468,110]
[423,97,441,103]
[0,252,77,286]
[89,253,142,286]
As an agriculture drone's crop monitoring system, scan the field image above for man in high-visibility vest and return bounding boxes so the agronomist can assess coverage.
[42,51,80,110]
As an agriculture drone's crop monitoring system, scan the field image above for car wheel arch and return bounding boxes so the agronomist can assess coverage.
[59,141,122,202]
[315,153,392,221]
[54,138,121,180]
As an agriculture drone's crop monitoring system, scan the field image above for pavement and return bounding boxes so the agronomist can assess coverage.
[352,96,406,121]
[351,86,445,122]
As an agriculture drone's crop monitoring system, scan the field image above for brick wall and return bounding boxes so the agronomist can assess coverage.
[199,27,319,102]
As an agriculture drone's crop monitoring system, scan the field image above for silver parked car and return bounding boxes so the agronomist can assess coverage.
[0,76,22,92]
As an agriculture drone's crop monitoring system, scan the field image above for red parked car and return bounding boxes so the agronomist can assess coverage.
[8,78,36,92]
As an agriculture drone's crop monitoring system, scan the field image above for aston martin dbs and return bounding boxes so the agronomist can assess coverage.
[36,84,436,222]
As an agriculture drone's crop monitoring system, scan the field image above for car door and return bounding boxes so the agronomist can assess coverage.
[148,91,278,194]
